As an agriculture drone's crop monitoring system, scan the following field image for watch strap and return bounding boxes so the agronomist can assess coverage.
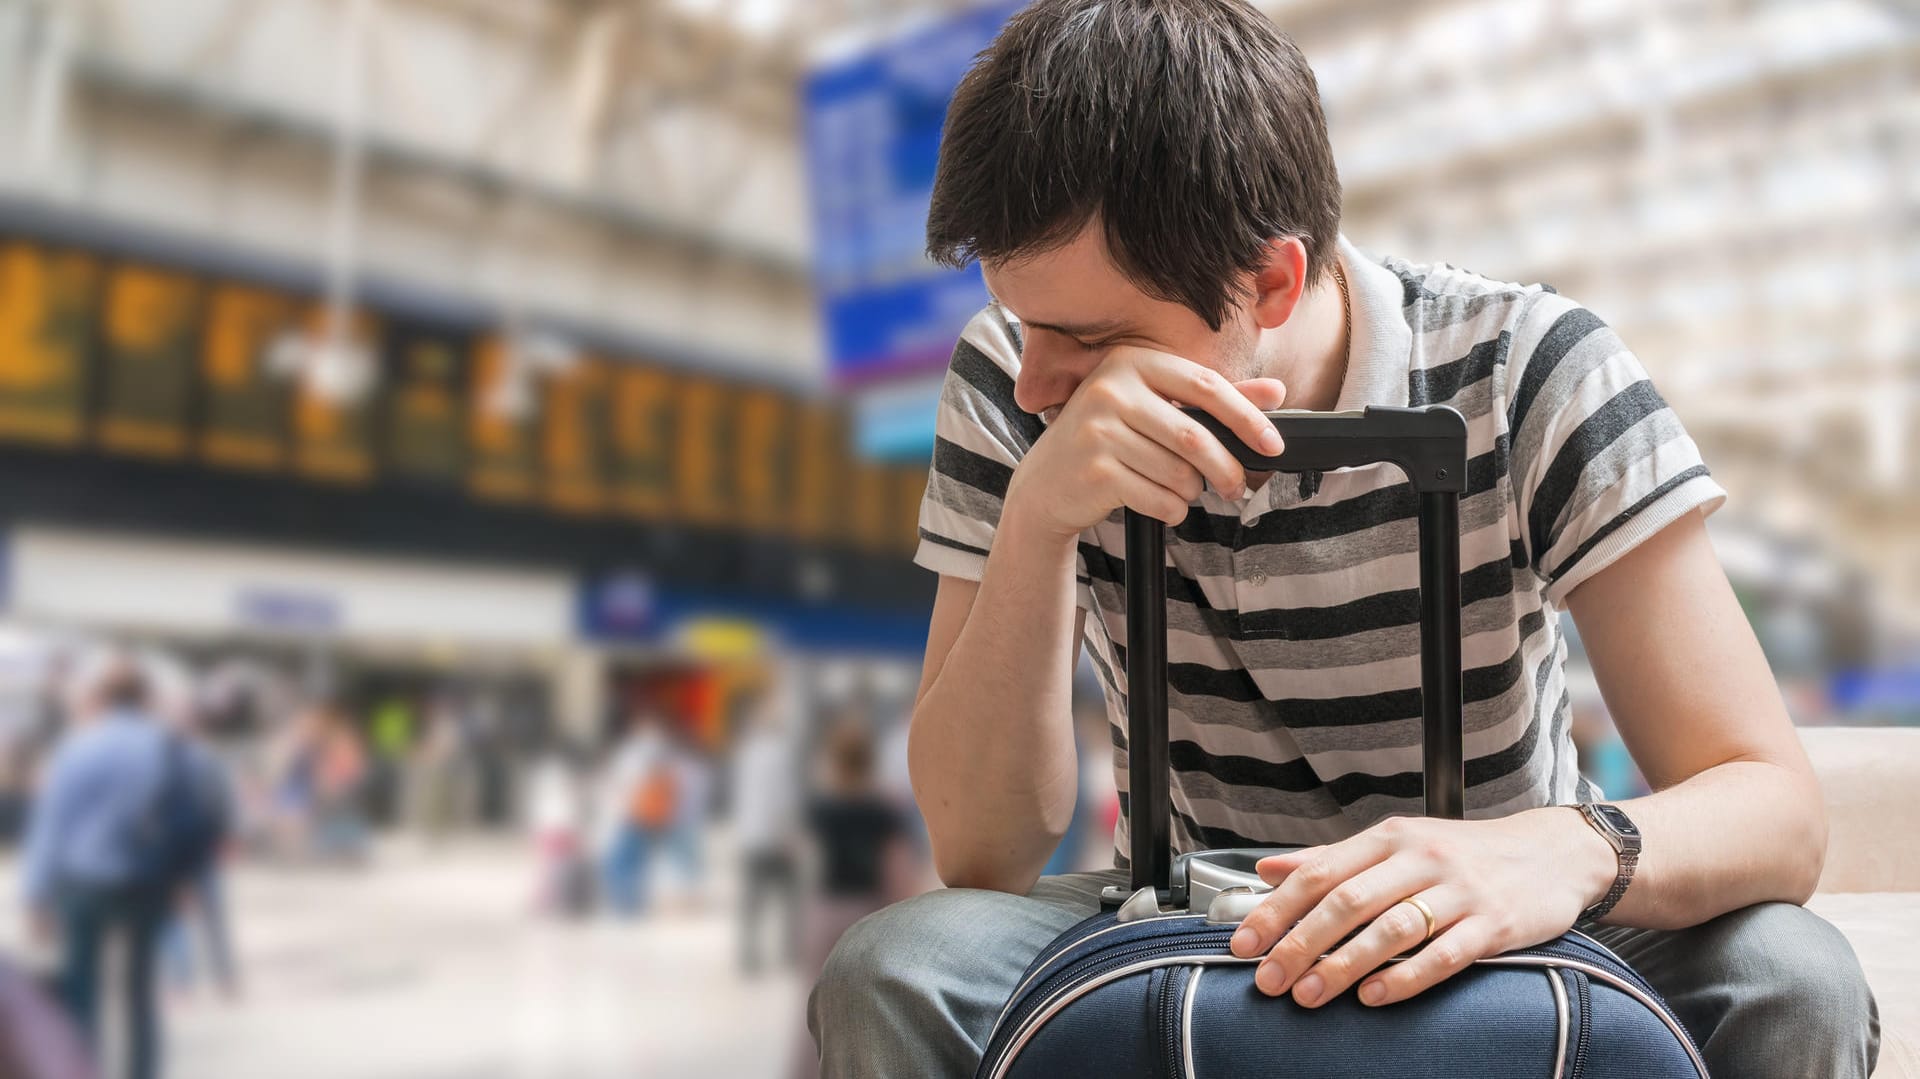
[1581,846,1636,922]
[1577,803,1638,922]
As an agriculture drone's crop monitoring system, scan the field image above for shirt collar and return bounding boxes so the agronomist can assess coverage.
[1331,234,1413,412]
[1208,236,1413,525]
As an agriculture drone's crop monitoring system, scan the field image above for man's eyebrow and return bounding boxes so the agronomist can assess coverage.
[1016,315,1129,339]
[984,290,1131,339]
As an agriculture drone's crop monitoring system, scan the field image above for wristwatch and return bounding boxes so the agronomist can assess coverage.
[1575,802,1641,922]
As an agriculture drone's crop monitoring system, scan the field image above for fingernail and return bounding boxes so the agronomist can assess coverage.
[1360,981,1386,1006]
[1230,928,1257,956]
[1259,429,1283,454]
[1293,974,1324,1007]
[1255,961,1286,996]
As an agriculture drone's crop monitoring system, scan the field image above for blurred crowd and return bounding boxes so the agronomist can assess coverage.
[0,639,1122,1079]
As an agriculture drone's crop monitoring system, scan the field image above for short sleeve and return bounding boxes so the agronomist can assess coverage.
[1505,295,1727,606]
[912,306,1046,582]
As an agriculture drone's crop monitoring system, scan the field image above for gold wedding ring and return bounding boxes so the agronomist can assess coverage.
[1399,896,1437,942]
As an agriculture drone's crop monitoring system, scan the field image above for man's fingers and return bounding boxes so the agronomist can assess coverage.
[1134,352,1283,456]
[1124,396,1248,498]
[1107,459,1193,526]
[1357,917,1499,1007]
[1287,888,1454,1008]
[1111,427,1207,505]
[1229,834,1390,962]
[1250,857,1438,998]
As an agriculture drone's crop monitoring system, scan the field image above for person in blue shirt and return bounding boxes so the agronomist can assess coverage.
[21,651,226,1079]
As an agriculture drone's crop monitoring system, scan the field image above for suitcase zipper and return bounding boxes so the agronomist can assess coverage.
[1570,970,1593,1079]
[1157,966,1183,1079]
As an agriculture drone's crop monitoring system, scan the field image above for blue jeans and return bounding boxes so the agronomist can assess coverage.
[809,870,1879,1079]
[163,868,237,994]
[602,824,662,917]
[58,884,171,1079]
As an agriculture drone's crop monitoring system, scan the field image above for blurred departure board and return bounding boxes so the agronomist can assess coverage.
[610,365,675,519]
[0,229,929,561]
[789,403,845,543]
[292,312,378,484]
[200,284,297,470]
[733,389,790,532]
[384,324,467,485]
[467,335,538,502]
[97,263,200,458]
[0,243,96,446]
[674,376,733,527]
[849,462,894,551]
[543,358,608,514]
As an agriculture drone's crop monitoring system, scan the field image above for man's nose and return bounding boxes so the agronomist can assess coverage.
[1013,341,1083,418]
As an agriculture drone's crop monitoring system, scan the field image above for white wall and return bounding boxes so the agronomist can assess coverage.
[9,526,576,650]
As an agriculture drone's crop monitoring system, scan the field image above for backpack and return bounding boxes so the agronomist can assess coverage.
[128,736,227,890]
[628,763,678,830]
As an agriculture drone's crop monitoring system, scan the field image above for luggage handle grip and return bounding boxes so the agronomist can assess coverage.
[1184,405,1468,494]
[1124,405,1468,901]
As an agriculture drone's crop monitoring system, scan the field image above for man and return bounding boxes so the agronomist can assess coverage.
[22,650,227,1079]
[808,2,1879,1077]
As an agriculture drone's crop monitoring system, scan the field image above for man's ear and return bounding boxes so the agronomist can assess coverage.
[1246,237,1310,330]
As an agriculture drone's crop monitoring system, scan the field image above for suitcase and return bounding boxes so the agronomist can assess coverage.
[974,405,1708,1079]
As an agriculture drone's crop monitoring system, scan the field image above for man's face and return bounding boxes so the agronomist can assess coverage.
[981,223,1258,424]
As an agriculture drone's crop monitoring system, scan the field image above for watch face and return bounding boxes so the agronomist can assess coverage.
[1594,803,1639,838]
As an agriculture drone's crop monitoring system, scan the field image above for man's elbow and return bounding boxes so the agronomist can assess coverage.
[932,855,1040,897]
[927,830,1058,896]
[1779,766,1830,905]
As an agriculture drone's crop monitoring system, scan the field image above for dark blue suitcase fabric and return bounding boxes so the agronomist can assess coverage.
[976,910,1708,1079]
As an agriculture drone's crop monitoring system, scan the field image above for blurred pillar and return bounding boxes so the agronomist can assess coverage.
[555,647,604,745]
[22,0,75,186]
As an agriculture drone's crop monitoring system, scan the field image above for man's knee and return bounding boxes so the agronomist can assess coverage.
[813,900,922,1025]
[1709,903,1872,1011]
[1692,902,1878,1075]
[810,888,1035,1055]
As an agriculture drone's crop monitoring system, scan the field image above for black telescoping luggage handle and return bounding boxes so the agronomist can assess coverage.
[1125,404,1470,897]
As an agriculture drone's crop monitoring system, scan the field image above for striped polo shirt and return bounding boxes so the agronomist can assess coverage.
[913,236,1727,865]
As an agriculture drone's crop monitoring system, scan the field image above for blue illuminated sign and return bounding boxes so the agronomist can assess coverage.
[803,3,1023,387]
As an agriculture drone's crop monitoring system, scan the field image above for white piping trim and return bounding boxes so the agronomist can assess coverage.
[1182,966,1203,1079]
[990,916,1205,1029]
[1480,955,1710,1078]
[1548,968,1569,1079]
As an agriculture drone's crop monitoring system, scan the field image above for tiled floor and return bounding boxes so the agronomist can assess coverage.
[5,838,807,1079]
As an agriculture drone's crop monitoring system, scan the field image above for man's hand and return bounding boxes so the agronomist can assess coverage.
[1227,809,1617,1008]
[1005,345,1288,536]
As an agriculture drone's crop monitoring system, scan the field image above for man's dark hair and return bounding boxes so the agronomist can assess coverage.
[927,0,1341,331]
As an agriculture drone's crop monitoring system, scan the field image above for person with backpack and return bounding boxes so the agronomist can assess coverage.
[19,650,228,1079]
[598,710,674,917]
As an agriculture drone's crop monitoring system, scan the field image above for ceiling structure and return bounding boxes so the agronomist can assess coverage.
[9,0,1918,626]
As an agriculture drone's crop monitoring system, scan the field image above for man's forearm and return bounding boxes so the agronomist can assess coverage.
[910,498,1084,893]
[1581,759,1826,930]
